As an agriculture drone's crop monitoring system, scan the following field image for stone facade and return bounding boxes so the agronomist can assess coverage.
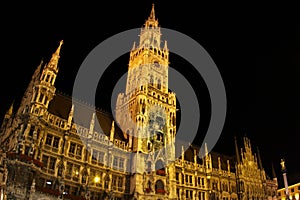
[0,5,277,200]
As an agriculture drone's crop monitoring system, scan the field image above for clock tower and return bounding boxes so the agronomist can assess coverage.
[116,4,177,199]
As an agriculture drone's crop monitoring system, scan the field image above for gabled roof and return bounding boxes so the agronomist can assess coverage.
[48,92,126,141]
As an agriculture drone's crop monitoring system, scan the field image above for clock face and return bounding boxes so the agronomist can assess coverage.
[148,105,166,131]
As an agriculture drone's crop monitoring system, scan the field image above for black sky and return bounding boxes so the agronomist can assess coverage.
[1,1,299,188]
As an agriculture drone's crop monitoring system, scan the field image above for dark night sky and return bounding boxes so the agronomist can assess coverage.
[1,1,299,188]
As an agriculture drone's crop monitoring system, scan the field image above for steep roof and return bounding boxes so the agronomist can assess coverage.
[48,91,126,141]
[179,144,236,172]
[210,151,236,172]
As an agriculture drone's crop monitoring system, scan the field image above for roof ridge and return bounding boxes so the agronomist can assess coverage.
[55,90,112,116]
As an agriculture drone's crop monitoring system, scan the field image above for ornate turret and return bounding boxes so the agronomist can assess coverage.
[30,40,63,116]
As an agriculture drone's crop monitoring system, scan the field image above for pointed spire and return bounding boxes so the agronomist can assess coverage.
[256,146,263,169]
[181,145,184,161]
[144,4,159,28]
[89,112,95,135]
[35,59,43,81]
[5,101,14,118]
[110,120,115,142]
[67,104,74,127]
[149,4,155,21]
[132,41,136,50]
[218,157,221,171]
[55,40,64,56]
[47,40,63,71]
[163,41,168,50]
[194,148,197,164]
[204,142,208,156]
[227,160,230,173]
[16,60,42,116]
[234,136,241,164]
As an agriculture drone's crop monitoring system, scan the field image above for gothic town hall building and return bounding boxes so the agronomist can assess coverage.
[0,5,277,200]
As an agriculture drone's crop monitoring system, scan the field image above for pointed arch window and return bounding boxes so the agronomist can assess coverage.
[150,75,154,86]
[157,79,161,90]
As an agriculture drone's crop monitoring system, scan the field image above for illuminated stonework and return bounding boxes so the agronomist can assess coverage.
[0,5,277,200]
[277,182,300,200]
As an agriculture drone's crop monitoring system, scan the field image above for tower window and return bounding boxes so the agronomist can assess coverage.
[39,93,44,103]
[28,126,35,137]
[157,79,161,90]
[44,96,48,105]
[150,75,154,85]
[46,74,50,82]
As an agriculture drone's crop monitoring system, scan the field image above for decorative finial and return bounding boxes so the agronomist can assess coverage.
[280,158,286,171]
[110,120,115,142]
[7,101,14,116]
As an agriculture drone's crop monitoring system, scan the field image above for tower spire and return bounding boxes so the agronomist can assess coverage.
[149,4,155,21]
[46,40,63,71]
[67,104,74,128]
[234,136,241,164]
[256,146,263,169]
[144,4,158,28]
[271,162,277,179]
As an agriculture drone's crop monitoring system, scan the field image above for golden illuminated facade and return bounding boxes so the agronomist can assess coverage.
[0,5,277,200]
[277,182,300,200]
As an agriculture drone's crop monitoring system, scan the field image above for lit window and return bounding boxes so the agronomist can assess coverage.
[92,150,98,161]
[113,157,118,167]
[42,155,49,167]
[45,134,53,145]
[49,157,56,170]
[118,177,123,188]
[69,142,76,154]
[53,136,60,148]
[42,155,57,172]
[119,158,124,169]
[92,150,104,163]
[76,145,82,156]
[99,152,104,163]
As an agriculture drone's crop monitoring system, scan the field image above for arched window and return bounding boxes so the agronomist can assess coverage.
[150,75,154,86]
[157,79,161,90]
[155,180,165,194]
